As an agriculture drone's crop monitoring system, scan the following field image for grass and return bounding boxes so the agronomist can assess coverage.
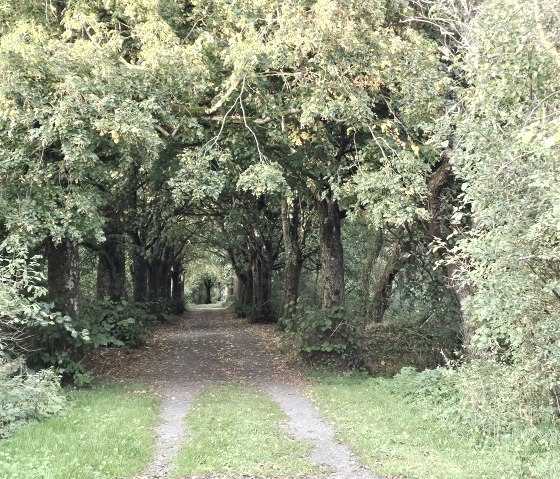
[309,375,560,479]
[173,383,319,478]
[0,383,159,479]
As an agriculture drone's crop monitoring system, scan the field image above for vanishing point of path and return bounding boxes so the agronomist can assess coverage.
[91,306,378,479]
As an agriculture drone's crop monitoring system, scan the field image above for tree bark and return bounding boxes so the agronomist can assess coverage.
[281,197,304,318]
[46,237,80,319]
[317,191,345,310]
[203,278,213,304]
[360,229,383,315]
[148,257,159,300]
[371,233,402,323]
[233,271,253,307]
[171,262,184,312]
[251,250,274,322]
[133,251,149,302]
[427,155,475,339]
[158,262,172,301]
[96,232,126,301]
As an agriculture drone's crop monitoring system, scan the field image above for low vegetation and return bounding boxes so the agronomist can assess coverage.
[173,384,318,477]
[310,373,560,479]
[0,359,64,439]
[0,384,159,479]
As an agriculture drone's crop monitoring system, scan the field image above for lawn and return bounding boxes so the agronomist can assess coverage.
[0,384,159,479]
[310,375,560,479]
[173,383,319,477]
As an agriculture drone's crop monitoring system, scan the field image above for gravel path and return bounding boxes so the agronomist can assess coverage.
[264,383,377,479]
[91,305,378,479]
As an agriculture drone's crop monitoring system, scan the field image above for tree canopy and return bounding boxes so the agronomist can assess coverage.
[0,0,559,437]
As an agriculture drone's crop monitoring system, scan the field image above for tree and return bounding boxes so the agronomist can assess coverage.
[442,0,560,417]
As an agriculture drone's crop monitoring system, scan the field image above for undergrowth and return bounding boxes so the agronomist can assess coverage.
[0,358,64,438]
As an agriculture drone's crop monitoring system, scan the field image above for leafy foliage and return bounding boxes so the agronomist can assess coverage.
[82,300,157,348]
[0,0,558,447]
[280,305,365,366]
[441,0,560,424]
[0,359,64,438]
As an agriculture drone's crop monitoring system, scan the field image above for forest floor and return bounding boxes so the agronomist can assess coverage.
[90,305,380,479]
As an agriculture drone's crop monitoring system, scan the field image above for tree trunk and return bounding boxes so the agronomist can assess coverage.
[159,263,171,300]
[360,229,383,316]
[46,237,80,319]
[281,197,304,318]
[160,248,173,301]
[427,155,475,339]
[233,274,242,302]
[317,191,345,310]
[234,271,253,307]
[251,251,274,322]
[96,232,126,301]
[204,278,213,304]
[133,251,148,302]
[171,263,184,313]
[148,256,162,300]
[371,233,402,323]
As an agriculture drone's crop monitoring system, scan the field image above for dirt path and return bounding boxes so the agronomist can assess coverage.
[91,306,377,479]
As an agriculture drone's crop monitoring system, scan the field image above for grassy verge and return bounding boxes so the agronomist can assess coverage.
[0,384,159,479]
[310,375,560,479]
[173,383,319,478]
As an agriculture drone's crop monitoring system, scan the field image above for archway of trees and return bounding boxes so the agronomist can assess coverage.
[1,0,560,437]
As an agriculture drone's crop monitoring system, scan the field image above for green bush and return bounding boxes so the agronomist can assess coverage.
[391,363,560,446]
[0,359,64,438]
[392,367,458,405]
[28,300,158,385]
[83,300,157,348]
[453,360,559,437]
[280,305,365,367]
[231,301,255,320]
[363,322,461,374]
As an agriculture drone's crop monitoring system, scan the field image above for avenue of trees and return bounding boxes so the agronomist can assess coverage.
[1,0,559,436]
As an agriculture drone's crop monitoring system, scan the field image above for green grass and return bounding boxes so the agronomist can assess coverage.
[0,384,159,479]
[173,383,319,478]
[310,375,560,479]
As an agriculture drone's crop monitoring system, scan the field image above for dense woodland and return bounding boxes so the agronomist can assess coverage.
[1,0,559,446]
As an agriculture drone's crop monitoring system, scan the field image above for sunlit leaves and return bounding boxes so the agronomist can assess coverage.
[237,162,291,197]
[446,0,560,409]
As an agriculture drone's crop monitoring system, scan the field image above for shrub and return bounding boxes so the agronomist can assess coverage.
[83,300,157,348]
[231,301,255,320]
[391,362,560,444]
[391,366,460,410]
[27,300,158,385]
[0,358,64,438]
[453,360,559,436]
[280,305,365,367]
[0,241,90,385]
[363,322,461,374]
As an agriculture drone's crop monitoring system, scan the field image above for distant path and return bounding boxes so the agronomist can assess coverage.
[91,306,377,479]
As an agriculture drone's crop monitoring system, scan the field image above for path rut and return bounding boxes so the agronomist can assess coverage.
[91,305,378,479]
